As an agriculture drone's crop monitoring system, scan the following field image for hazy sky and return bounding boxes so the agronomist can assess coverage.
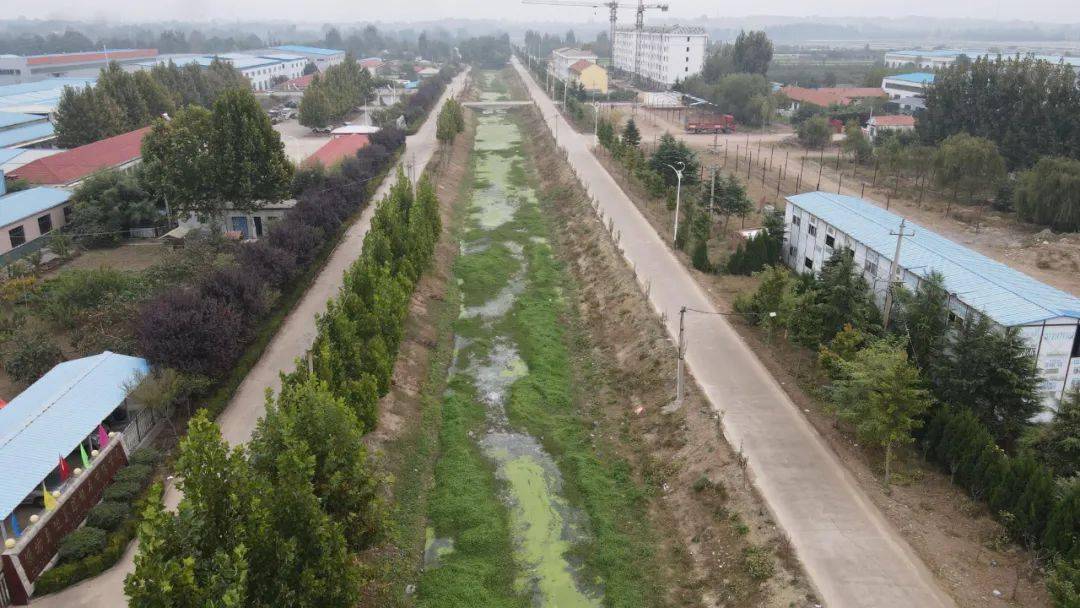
[13,0,1080,25]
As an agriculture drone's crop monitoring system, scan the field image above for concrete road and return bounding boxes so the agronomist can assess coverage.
[31,68,471,608]
[511,57,953,608]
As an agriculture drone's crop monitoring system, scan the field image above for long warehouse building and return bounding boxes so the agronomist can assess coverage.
[784,191,1080,415]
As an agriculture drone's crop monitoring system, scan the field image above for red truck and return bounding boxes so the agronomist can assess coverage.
[685,115,736,134]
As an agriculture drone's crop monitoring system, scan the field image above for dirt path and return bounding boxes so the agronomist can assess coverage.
[30,69,471,608]
[513,56,953,608]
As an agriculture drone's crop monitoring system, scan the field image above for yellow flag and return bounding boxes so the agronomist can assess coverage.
[42,485,57,511]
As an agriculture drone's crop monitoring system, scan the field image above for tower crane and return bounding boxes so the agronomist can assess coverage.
[521,0,668,84]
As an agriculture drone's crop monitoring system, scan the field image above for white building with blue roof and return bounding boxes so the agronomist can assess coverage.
[784,191,1080,412]
[882,72,934,99]
[134,52,307,91]
[0,77,94,115]
[272,45,345,72]
[0,179,72,262]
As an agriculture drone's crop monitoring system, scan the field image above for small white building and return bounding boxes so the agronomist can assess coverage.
[613,25,707,87]
[550,48,597,81]
[783,191,1080,416]
[864,115,916,142]
[172,200,295,242]
[0,178,72,263]
[881,72,935,100]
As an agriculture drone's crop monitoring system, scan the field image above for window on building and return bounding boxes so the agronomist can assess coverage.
[788,246,796,257]
[8,226,26,248]
[792,215,801,226]
[804,257,814,270]
[63,206,72,222]
[1072,325,1080,358]
[37,214,52,234]
[807,224,817,236]
[825,234,835,248]
[864,260,878,276]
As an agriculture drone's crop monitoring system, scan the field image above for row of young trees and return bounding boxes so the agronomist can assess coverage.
[55,60,249,147]
[136,125,407,377]
[126,162,442,606]
[297,56,376,129]
[737,257,1079,604]
[373,65,459,133]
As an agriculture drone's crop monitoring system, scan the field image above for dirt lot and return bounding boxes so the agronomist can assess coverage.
[630,106,1080,297]
[594,114,1052,607]
[273,117,331,163]
[43,242,168,277]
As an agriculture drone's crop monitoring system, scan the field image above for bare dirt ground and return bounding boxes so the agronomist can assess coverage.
[594,114,1052,607]
[520,107,819,608]
[43,241,168,277]
[631,107,1080,296]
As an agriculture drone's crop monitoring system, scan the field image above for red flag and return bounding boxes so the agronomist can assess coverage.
[58,455,71,481]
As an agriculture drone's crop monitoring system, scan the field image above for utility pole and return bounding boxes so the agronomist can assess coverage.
[676,305,686,408]
[709,166,717,216]
[882,219,915,330]
[593,102,600,147]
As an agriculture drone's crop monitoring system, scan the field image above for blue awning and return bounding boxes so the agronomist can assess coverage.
[0,352,149,519]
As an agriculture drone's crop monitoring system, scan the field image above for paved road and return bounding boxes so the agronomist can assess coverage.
[31,68,471,608]
[512,57,953,608]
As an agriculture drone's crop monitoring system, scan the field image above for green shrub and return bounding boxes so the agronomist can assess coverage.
[127,448,160,467]
[34,518,138,594]
[102,480,142,503]
[1048,557,1080,608]
[85,501,131,532]
[57,527,107,563]
[112,464,153,487]
[743,547,776,581]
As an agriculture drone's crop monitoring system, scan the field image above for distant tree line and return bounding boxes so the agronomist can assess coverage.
[459,34,512,69]
[54,59,248,147]
[0,27,265,56]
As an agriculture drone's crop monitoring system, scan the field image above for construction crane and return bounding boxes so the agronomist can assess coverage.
[521,0,668,83]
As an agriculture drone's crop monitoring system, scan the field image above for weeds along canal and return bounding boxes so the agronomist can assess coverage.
[419,106,602,607]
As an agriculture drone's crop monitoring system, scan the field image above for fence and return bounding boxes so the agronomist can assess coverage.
[120,406,161,454]
[0,237,48,269]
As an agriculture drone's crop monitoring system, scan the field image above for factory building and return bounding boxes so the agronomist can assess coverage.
[0,49,157,85]
[271,45,345,72]
[784,191,1080,416]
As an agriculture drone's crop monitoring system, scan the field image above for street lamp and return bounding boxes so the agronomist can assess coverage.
[665,162,686,245]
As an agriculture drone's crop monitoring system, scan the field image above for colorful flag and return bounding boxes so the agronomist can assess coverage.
[10,513,20,538]
[58,455,71,481]
[79,444,90,469]
[42,485,57,511]
[97,424,109,448]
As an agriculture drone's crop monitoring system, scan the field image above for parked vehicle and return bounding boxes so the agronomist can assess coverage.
[685,115,736,134]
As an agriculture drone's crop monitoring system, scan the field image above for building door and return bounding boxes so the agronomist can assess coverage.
[230,216,250,239]
[253,216,264,238]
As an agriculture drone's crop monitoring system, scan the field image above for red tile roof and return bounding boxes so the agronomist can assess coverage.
[26,49,157,66]
[360,58,383,68]
[9,126,151,186]
[781,86,886,108]
[278,74,315,91]
[569,59,595,74]
[870,114,916,127]
[303,134,371,168]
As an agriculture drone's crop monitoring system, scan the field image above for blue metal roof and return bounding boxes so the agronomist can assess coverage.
[0,148,24,165]
[0,121,54,148]
[888,49,985,58]
[0,78,95,113]
[786,192,1080,327]
[0,111,43,129]
[886,72,935,84]
[0,352,149,519]
[0,186,70,228]
[273,45,343,57]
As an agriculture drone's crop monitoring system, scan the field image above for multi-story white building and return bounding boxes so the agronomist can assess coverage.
[550,47,597,80]
[783,191,1080,417]
[613,25,707,87]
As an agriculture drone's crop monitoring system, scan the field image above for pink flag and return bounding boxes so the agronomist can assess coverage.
[97,424,109,448]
